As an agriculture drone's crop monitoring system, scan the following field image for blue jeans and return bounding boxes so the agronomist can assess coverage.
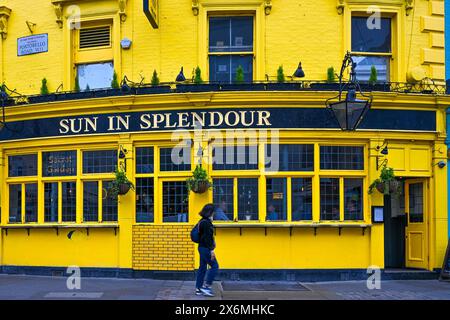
[196,246,219,289]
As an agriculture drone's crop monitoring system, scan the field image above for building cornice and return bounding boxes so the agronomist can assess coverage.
[4,91,450,123]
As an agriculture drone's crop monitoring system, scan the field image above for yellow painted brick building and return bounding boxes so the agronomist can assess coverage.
[0,0,448,280]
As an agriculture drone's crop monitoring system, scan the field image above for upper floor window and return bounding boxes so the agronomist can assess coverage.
[75,25,114,90]
[209,16,254,83]
[351,16,391,81]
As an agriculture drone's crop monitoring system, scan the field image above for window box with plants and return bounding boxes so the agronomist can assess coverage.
[136,70,172,95]
[368,166,401,196]
[266,66,301,91]
[309,67,342,91]
[186,165,212,194]
[176,67,221,93]
[93,71,136,98]
[28,78,57,104]
[357,66,390,92]
[220,66,266,91]
[108,168,135,198]
[56,75,94,101]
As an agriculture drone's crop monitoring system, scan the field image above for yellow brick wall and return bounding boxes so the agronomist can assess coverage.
[0,0,445,95]
[132,225,195,271]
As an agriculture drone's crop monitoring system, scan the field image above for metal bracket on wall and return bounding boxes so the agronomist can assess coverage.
[314,227,317,236]
[362,227,367,236]
[338,227,342,236]
[86,228,90,236]
[289,227,293,237]
[26,228,30,236]
[54,227,59,236]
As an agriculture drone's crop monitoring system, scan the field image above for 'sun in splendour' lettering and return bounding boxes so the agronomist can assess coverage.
[58,110,272,134]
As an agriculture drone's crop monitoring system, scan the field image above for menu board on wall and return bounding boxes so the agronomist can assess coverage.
[42,151,77,177]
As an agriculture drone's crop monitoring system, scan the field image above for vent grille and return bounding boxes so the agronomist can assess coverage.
[79,26,111,49]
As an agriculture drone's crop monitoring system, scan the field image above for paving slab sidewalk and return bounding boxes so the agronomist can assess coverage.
[0,274,449,300]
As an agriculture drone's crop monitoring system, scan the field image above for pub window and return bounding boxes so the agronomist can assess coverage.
[44,182,59,223]
[320,178,340,221]
[42,151,77,177]
[83,181,98,222]
[102,181,118,222]
[266,178,287,221]
[83,180,118,222]
[408,183,424,223]
[265,144,314,172]
[212,178,234,221]
[162,181,189,223]
[83,150,117,174]
[292,178,313,221]
[8,154,37,177]
[209,16,254,83]
[136,147,154,174]
[76,25,114,90]
[213,145,258,171]
[25,184,38,223]
[237,178,258,221]
[136,178,154,223]
[159,147,191,172]
[9,184,22,223]
[62,182,77,222]
[344,178,364,221]
[320,146,364,170]
[351,16,391,81]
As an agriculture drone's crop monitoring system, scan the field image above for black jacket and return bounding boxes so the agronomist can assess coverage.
[198,218,215,250]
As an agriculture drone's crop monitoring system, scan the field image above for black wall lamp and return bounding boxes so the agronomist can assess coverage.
[0,86,8,131]
[119,145,128,171]
[433,161,447,169]
[326,52,372,131]
[374,141,389,170]
[293,62,305,78]
[176,67,186,82]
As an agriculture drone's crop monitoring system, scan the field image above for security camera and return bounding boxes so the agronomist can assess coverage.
[438,161,446,169]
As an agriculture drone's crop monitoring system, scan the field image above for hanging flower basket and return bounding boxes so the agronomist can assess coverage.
[118,183,131,195]
[191,180,210,194]
[186,165,212,195]
[369,166,400,196]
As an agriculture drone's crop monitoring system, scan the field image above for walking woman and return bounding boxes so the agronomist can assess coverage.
[195,203,219,297]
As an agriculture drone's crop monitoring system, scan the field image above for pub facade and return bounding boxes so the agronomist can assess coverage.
[0,0,448,279]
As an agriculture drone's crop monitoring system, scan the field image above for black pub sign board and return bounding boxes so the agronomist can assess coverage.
[0,107,437,142]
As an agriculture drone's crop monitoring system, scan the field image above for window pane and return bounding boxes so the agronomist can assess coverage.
[265,144,314,172]
[344,178,363,221]
[77,62,114,90]
[213,178,234,221]
[44,182,59,223]
[209,17,230,52]
[8,154,37,177]
[353,56,389,82]
[209,55,253,83]
[213,145,258,171]
[62,182,77,222]
[238,178,258,221]
[159,147,191,172]
[9,184,22,223]
[320,146,364,170]
[266,178,287,221]
[83,181,98,222]
[136,178,154,223]
[162,181,189,223]
[231,17,253,52]
[320,178,340,221]
[25,183,38,223]
[102,180,118,222]
[351,17,391,53]
[209,16,253,52]
[83,150,117,174]
[409,183,424,223]
[292,178,313,221]
[136,147,154,174]
[42,151,77,177]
